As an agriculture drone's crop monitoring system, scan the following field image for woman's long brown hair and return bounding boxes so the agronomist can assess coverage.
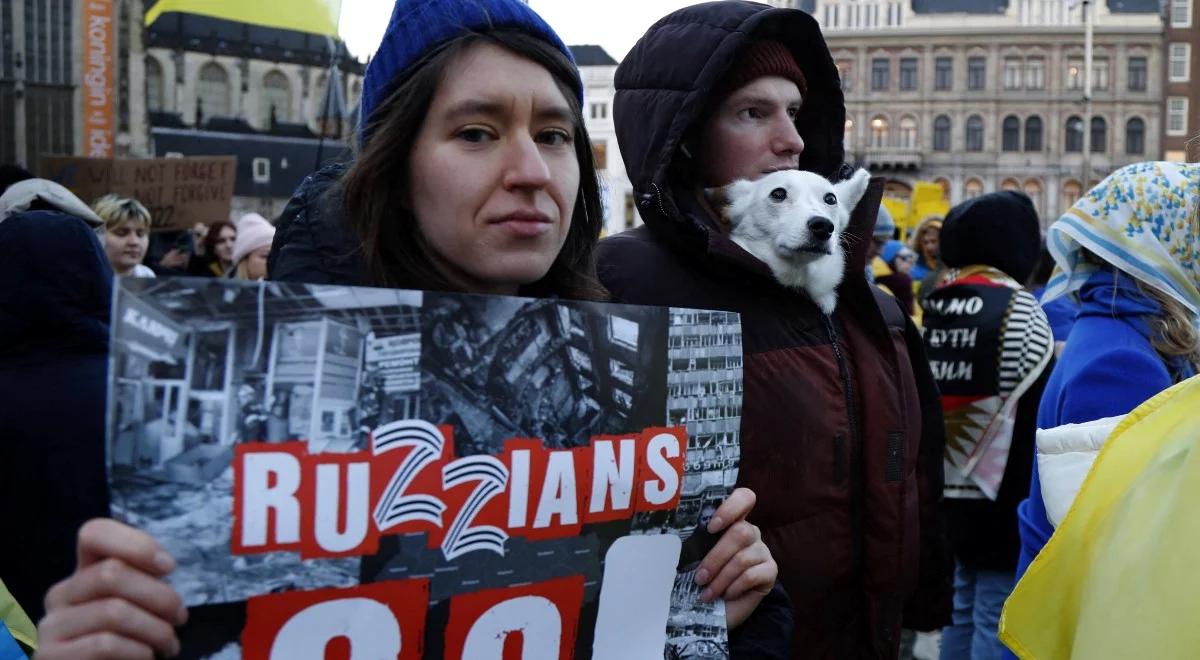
[341,30,607,301]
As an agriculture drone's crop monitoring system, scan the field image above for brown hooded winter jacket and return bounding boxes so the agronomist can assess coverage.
[596,3,953,657]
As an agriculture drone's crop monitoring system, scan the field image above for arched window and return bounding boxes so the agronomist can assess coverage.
[1023,179,1043,216]
[1090,116,1107,153]
[933,115,951,151]
[1024,116,1043,152]
[1002,115,1021,151]
[870,115,889,148]
[899,115,918,149]
[1126,117,1145,155]
[1001,178,1020,192]
[965,178,984,199]
[1062,179,1083,209]
[965,115,984,152]
[145,57,164,112]
[261,70,291,125]
[1065,116,1084,153]
[197,62,230,119]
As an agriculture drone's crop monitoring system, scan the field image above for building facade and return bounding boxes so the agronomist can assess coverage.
[1163,0,1198,161]
[0,0,363,221]
[573,45,642,236]
[768,0,1165,225]
[143,5,363,220]
[0,0,79,170]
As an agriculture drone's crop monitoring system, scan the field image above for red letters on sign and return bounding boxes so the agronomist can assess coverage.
[232,426,686,561]
[443,575,585,660]
[241,579,429,660]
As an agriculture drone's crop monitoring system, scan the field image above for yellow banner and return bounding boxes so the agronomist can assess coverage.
[1000,375,1200,658]
[144,0,341,37]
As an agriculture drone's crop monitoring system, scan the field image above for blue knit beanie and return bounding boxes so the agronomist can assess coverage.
[881,239,909,265]
[358,0,580,145]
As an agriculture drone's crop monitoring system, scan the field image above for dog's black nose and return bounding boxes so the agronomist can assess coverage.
[808,217,834,241]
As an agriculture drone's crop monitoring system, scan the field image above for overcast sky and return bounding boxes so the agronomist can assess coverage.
[338,0,699,63]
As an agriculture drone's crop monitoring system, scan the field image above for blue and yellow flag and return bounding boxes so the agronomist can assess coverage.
[0,580,34,657]
[999,374,1200,658]
[144,0,342,37]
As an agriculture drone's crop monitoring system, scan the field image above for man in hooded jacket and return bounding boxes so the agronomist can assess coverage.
[0,167,112,621]
[594,3,952,657]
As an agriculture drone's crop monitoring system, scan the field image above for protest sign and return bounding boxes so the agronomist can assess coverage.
[39,155,235,230]
[108,277,744,658]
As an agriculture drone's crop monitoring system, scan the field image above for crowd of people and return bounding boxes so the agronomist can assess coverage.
[0,0,1196,658]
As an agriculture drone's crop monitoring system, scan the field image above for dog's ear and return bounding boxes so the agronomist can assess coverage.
[706,179,755,228]
[833,168,872,212]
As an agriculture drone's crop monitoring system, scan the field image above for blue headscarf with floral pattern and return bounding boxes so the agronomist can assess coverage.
[1043,161,1200,319]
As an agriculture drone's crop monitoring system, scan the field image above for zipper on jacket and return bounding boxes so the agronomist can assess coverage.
[821,312,867,650]
[649,182,668,218]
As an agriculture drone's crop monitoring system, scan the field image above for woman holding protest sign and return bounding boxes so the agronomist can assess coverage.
[36,1,785,658]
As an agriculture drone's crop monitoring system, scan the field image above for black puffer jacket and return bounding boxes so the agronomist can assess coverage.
[598,2,953,657]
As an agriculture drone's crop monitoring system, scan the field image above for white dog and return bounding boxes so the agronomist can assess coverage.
[709,168,871,314]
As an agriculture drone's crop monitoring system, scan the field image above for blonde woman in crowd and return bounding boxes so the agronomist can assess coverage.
[92,194,155,278]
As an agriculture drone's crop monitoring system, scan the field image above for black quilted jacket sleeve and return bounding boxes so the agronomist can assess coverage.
[268,162,368,285]
[729,581,794,659]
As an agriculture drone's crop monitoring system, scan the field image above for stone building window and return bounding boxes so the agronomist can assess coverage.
[870,116,889,148]
[871,58,890,91]
[837,60,854,91]
[935,57,953,90]
[1067,58,1084,91]
[1125,117,1145,155]
[1004,58,1023,90]
[1128,56,1148,91]
[1026,58,1045,90]
[1090,116,1107,153]
[1002,115,1021,151]
[1065,116,1084,152]
[1025,116,1043,152]
[1092,59,1110,90]
[933,115,951,151]
[899,115,918,148]
[197,62,231,119]
[967,56,987,90]
[145,57,164,112]
[899,57,918,90]
[964,178,984,199]
[262,70,291,126]
[965,115,984,152]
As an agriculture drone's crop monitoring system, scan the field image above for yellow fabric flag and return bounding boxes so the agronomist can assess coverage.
[999,374,1200,659]
[144,0,341,37]
[0,579,36,652]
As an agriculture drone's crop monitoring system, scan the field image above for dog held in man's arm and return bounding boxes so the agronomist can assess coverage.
[708,168,871,315]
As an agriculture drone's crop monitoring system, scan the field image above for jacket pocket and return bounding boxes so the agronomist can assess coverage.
[885,431,905,483]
